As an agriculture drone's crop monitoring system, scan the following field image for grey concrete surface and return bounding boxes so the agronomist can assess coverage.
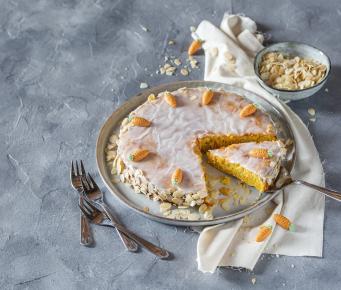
[1,0,341,289]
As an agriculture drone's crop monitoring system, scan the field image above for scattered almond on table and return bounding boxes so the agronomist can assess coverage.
[139,82,149,89]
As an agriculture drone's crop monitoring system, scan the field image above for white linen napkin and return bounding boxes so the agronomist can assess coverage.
[194,13,325,272]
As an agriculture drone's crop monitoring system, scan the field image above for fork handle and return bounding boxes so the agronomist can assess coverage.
[100,204,138,252]
[114,223,170,259]
[294,179,341,201]
[80,209,93,246]
[115,230,138,252]
[100,204,170,259]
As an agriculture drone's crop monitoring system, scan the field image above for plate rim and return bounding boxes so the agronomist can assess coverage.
[96,80,296,226]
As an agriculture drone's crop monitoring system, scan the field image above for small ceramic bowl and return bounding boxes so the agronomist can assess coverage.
[254,42,331,101]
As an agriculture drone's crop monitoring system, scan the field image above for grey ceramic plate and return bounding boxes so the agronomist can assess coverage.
[96,81,295,226]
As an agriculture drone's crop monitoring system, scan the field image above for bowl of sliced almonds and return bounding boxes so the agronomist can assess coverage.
[254,42,331,101]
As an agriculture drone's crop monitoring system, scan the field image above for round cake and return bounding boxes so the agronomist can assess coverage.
[113,87,277,214]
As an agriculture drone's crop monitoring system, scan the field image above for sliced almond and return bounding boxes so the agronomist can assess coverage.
[160,202,172,213]
[148,94,156,102]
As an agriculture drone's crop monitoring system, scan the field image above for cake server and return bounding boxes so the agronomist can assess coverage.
[268,167,341,201]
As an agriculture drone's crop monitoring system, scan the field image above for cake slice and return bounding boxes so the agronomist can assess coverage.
[206,141,286,192]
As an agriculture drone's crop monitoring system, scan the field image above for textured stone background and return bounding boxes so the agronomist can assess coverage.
[1,0,341,289]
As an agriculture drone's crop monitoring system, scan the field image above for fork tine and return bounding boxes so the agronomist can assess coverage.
[80,160,86,176]
[71,161,76,178]
[82,195,100,213]
[81,177,90,192]
[87,173,98,190]
[75,161,80,176]
[85,175,94,190]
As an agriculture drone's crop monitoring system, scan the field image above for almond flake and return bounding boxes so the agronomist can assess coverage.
[139,82,149,89]
[251,277,256,285]
[174,59,181,66]
[160,202,172,213]
[308,108,316,116]
[188,213,200,221]
[106,150,116,161]
[140,25,149,32]
[147,94,156,102]
[109,134,118,144]
[165,66,176,75]
[189,58,199,69]
[180,68,189,76]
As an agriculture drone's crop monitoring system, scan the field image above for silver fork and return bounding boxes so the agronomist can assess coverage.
[70,160,93,246]
[79,188,170,259]
[81,174,138,252]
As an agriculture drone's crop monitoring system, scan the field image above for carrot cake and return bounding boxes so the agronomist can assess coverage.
[207,141,286,192]
[113,87,279,215]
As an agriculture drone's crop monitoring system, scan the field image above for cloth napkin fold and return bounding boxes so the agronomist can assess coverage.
[193,13,325,272]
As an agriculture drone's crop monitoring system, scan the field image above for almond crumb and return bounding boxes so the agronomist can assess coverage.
[139,82,149,89]
[251,277,256,285]
[174,58,181,66]
[180,68,189,76]
[308,108,316,116]
[190,26,196,32]
[140,25,149,32]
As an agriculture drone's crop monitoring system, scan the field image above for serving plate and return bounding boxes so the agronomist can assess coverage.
[96,81,295,226]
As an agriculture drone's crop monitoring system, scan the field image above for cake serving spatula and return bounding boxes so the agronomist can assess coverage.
[268,166,341,201]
